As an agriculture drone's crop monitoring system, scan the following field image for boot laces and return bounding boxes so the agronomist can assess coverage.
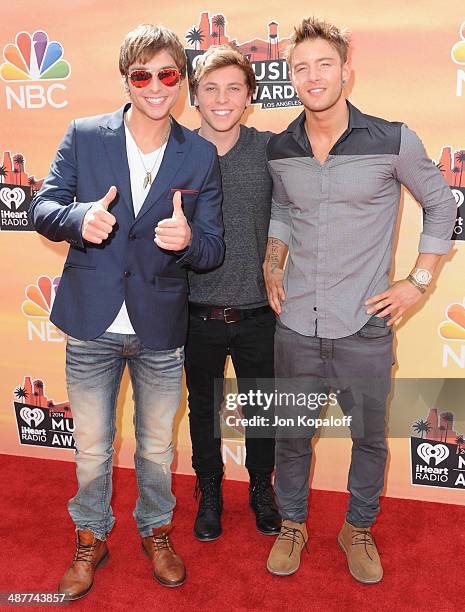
[251,475,274,506]
[73,539,97,564]
[278,526,309,557]
[250,475,277,519]
[151,532,174,554]
[194,476,221,511]
[352,528,375,561]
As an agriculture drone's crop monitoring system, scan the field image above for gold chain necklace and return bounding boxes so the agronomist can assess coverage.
[125,119,171,189]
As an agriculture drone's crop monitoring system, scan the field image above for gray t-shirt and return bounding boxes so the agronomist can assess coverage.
[188,125,272,308]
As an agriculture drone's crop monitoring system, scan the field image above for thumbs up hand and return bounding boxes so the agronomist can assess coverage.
[155,190,192,250]
[82,186,117,244]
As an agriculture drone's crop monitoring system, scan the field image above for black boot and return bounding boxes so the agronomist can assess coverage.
[249,472,281,536]
[193,474,223,541]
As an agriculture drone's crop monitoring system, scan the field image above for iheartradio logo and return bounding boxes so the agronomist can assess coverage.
[0,186,25,210]
[417,442,450,466]
[19,406,44,427]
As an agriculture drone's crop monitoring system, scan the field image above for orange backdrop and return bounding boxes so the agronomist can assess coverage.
[1,1,464,505]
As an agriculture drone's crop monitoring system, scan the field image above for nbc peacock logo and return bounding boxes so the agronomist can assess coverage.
[1,30,71,109]
[438,297,465,368]
[21,275,64,342]
[452,22,465,96]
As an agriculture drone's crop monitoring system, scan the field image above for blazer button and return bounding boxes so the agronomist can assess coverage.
[124,270,131,278]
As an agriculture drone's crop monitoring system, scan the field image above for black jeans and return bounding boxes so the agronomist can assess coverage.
[185,307,276,477]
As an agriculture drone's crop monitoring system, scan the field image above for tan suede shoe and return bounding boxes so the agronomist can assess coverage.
[266,520,308,576]
[338,520,383,584]
[58,530,109,600]
[142,524,186,587]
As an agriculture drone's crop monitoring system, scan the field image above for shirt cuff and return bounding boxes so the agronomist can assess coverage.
[418,232,452,254]
[268,220,290,245]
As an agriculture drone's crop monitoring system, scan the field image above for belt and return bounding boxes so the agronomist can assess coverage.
[189,304,271,324]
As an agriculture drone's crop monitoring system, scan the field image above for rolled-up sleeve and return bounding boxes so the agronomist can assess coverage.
[267,161,291,245]
[394,124,456,254]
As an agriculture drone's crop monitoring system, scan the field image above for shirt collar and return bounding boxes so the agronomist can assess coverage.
[288,100,369,155]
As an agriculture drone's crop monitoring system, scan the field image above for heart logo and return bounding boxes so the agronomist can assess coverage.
[452,188,464,208]
[19,407,44,427]
[438,299,465,341]
[417,442,449,466]
[0,186,25,210]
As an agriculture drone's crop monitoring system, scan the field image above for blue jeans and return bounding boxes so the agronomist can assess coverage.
[65,332,183,540]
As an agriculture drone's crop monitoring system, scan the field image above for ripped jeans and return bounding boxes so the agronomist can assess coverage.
[66,332,183,540]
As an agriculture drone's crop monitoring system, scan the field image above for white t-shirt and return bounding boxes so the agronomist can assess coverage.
[106,125,167,335]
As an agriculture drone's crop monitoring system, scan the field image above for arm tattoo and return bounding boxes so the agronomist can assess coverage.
[265,238,281,271]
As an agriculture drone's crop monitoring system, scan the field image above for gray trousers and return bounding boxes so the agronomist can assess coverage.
[274,317,393,528]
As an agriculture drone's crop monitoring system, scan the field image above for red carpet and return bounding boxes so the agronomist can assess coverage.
[1,454,463,611]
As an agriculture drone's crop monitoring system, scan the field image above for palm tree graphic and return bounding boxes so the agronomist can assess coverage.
[211,31,218,43]
[441,412,454,444]
[28,176,38,195]
[0,164,7,184]
[13,167,19,185]
[455,435,464,455]
[412,419,431,439]
[13,154,24,186]
[250,45,258,61]
[213,15,225,44]
[186,27,204,50]
[457,151,465,188]
[14,386,29,403]
[452,166,460,186]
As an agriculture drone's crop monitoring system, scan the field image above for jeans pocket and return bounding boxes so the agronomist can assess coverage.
[357,315,392,339]
[253,309,276,328]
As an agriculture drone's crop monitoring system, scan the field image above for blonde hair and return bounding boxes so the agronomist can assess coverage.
[286,17,350,66]
[190,45,256,94]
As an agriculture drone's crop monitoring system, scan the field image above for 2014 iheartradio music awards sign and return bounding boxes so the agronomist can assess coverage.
[13,377,75,449]
[185,12,301,109]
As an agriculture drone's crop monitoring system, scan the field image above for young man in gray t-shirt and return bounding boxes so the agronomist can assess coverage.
[186,45,281,541]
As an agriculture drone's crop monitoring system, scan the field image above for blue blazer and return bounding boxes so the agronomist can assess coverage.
[31,104,224,350]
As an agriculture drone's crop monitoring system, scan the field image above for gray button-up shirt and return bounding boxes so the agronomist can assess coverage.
[267,102,456,339]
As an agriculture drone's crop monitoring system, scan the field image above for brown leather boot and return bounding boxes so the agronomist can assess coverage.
[142,524,186,587]
[266,520,308,576]
[338,520,383,584]
[58,530,109,600]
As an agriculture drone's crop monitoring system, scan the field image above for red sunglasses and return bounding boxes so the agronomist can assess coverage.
[128,68,181,88]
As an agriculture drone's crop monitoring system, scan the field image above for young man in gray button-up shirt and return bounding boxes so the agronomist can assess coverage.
[264,17,456,583]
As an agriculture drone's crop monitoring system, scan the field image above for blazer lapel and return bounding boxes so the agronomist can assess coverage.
[100,104,134,217]
[132,117,188,225]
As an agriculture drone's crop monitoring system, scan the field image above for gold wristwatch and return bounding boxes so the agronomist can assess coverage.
[406,268,432,294]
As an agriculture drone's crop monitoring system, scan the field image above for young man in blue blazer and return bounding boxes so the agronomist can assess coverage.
[31,24,224,598]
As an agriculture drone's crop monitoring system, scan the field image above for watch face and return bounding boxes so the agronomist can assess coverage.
[414,269,432,284]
